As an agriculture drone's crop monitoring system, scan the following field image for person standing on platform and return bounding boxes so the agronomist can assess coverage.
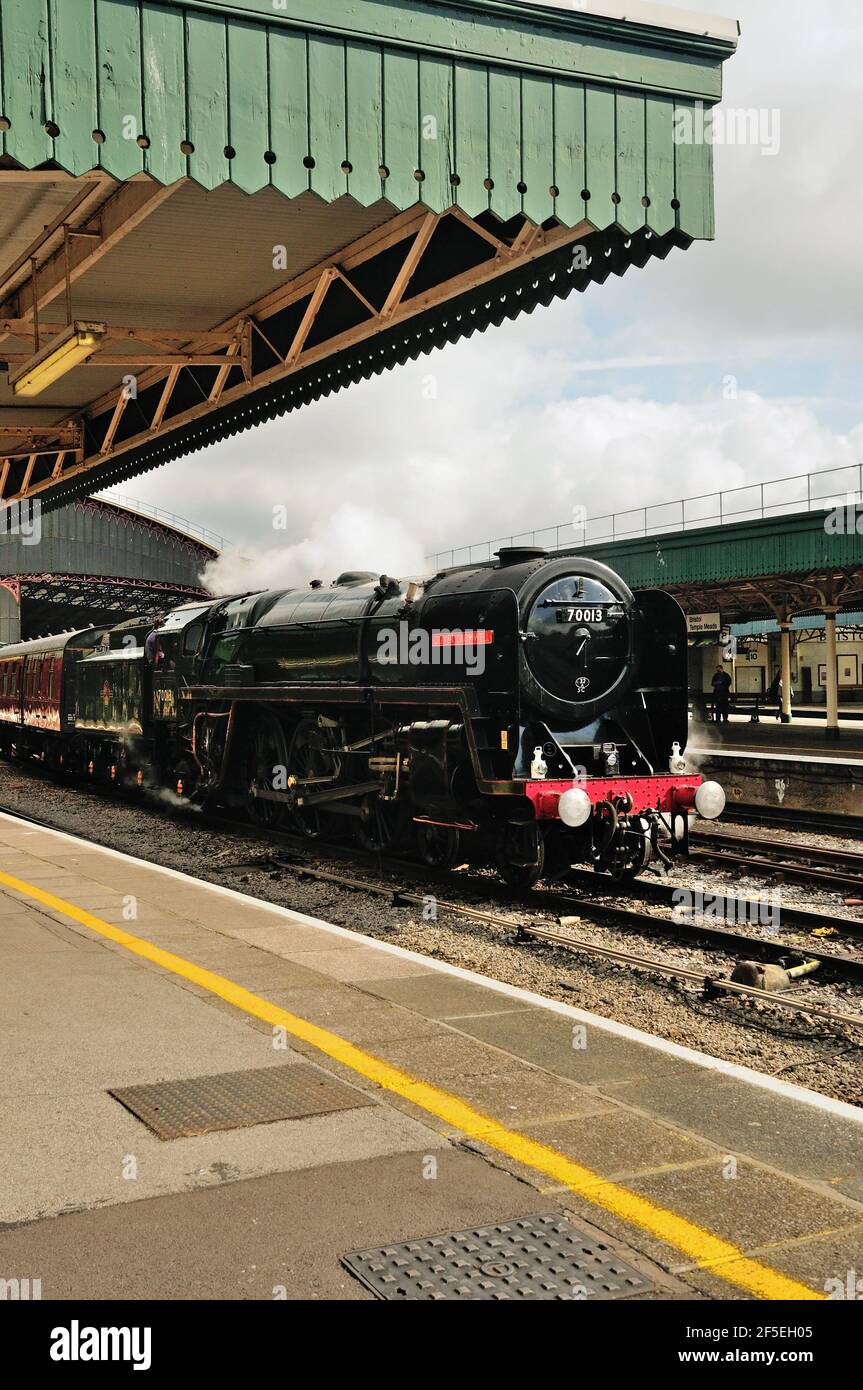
[711,665,732,723]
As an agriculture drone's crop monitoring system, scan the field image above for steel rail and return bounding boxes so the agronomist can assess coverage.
[1,793,861,1028]
[266,851,863,985]
[564,866,863,943]
[693,828,863,874]
[522,923,863,1031]
[688,846,863,895]
[719,806,863,839]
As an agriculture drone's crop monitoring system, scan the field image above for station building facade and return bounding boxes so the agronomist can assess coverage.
[692,618,863,705]
[0,498,217,644]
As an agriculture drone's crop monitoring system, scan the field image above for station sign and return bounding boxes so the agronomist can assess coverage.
[686,612,722,634]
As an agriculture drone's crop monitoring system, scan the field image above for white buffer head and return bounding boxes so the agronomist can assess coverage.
[558,786,593,828]
[694,781,726,820]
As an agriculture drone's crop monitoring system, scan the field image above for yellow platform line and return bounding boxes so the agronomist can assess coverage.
[1,868,822,1302]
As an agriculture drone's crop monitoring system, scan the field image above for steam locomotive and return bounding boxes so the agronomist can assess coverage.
[0,547,725,885]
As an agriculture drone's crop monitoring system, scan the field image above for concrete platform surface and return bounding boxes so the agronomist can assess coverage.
[692,719,863,761]
[0,810,861,1302]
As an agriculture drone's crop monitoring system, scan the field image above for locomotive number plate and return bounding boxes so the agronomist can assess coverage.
[555,606,606,624]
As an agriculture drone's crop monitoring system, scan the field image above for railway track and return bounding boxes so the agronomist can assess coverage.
[564,866,863,947]
[192,810,863,949]
[720,804,863,840]
[695,827,863,873]
[265,848,863,1030]
[194,809,863,958]
[269,846,863,976]
[690,827,863,894]
[3,787,863,1032]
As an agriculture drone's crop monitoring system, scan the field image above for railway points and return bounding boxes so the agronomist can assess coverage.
[1,809,863,1308]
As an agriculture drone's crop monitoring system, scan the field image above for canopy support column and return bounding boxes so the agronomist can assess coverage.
[779,622,792,723]
[823,608,840,741]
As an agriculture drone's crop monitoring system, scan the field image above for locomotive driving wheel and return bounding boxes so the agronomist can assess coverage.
[241,710,289,829]
[496,821,545,890]
[355,796,407,853]
[286,716,343,839]
[415,823,461,870]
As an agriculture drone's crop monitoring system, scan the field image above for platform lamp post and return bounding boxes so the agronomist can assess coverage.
[823,606,840,741]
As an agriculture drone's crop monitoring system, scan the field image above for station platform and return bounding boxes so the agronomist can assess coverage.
[689,720,863,819]
[692,718,863,760]
[1,810,862,1302]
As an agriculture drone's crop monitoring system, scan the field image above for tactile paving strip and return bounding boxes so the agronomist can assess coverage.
[342,1213,653,1300]
[109,1063,375,1139]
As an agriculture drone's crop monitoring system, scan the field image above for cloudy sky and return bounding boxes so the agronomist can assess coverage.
[105,0,863,593]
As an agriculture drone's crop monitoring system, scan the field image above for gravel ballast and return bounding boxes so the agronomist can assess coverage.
[1,759,862,1109]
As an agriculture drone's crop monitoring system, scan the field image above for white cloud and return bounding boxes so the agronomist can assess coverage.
[186,367,861,588]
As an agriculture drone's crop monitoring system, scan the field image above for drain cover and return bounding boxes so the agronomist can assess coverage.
[343,1214,653,1300]
[109,1063,374,1139]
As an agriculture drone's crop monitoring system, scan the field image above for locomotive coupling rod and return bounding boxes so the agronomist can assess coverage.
[299,780,383,808]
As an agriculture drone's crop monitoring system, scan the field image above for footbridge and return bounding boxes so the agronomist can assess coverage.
[429,462,863,735]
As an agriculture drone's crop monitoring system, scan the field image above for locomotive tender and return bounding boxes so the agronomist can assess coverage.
[0,547,725,885]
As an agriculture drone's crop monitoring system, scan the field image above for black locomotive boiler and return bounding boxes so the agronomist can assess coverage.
[0,547,725,885]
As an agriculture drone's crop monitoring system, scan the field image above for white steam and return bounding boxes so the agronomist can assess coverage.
[201,501,427,596]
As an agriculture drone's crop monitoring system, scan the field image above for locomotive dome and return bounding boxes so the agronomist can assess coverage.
[0,496,220,645]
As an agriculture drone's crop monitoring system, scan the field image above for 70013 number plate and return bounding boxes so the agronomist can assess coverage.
[555,606,606,624]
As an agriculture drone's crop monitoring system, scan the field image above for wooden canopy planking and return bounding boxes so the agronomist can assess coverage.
[0,0,737,508]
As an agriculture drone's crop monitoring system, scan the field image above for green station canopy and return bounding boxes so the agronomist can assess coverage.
[0,0,738,508]
[0,0,737,236]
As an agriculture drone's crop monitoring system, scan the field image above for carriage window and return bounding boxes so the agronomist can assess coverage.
[182,622,204,656]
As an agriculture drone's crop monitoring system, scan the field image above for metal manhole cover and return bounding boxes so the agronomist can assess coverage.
[109,1063,375,1140]
[342,1213,653,1300]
